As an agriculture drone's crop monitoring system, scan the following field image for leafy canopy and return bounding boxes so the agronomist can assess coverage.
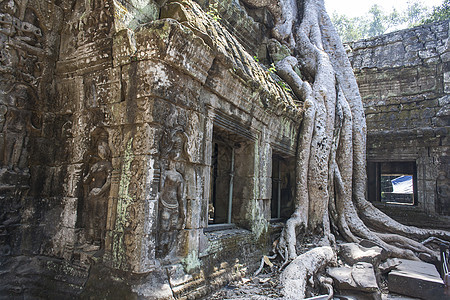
[423,0,450,23]
[331,0,449,42]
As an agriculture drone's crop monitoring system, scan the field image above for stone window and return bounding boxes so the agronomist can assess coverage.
[208,127,254,226]
[367,161,417,205]
[271,155,295,219]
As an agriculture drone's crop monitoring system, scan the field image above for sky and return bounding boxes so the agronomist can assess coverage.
[324,0,444,18]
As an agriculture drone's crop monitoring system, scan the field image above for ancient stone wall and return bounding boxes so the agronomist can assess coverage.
[348,20,450,225]
[0,0,301,298]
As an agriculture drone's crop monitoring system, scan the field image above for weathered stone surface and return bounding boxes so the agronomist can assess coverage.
[388,259,446,300]
[328,262,380,294]
[339,243,383,266]
[379,258,402,274]
[0,0,301,297]
[2,0,447,298]
[349,20,450,222]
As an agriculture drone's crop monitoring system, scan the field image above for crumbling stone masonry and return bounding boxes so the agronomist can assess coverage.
[0,0,301,298]
[348,20,450,227]
[2,0,448,297]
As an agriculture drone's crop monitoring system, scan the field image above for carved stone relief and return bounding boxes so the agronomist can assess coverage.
[60,0,112,56]
[81,128,112,247]
[156,127,188,259]
[186,111,204,163]
[0,1,44,174]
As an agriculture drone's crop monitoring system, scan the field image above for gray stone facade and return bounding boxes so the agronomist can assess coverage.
[348,20,450,226]
[0,0,300,297]
[2,0,448,297]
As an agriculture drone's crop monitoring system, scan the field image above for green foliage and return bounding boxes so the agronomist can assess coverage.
[331,1,438,42]
[367,5,388,37]
[207,2,221,22]
[331,4,403,42]
[423,0,450,24]
[405,0,430,27]
[267,63,277,75]
[331,13,366,42]
[277,81,292,92]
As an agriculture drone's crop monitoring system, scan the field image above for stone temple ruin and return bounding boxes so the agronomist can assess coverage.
[0,0,448,298]
[348,20,450,229]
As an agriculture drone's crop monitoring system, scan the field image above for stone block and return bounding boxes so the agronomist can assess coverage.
[50,226,77,259]
[131,267,174,299]
[144,200,159,234]
[185,197,202,229]
[328,262,379,294]
[60,197,78,228]
[185,111,206,164]
[260,176,272,200]
[116,154,159,203]
[405,43,424,53]
[138,234,158,272]
[110,169,121,199]
[82,69,117,107]
[167,263,195,294]
[425,40,438,50]
[339,243,383,266]
[106,102,128,126]
[379,258,402,274]
[424,56,441,64]
[109,229,157,273]
[121,61,203,115]
[70,134,90,164]
[63,163,83,197]
[388,259,445,299]
[233,176,256,199]
[131,123,161,155]
[112,31,133,65]
[185,165,206,202]
[441,51,450,63]
[164,26,215,84]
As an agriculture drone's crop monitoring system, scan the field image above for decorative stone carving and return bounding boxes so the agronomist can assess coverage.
[127,158,144,200]
[186,111,204,163]
[82,128,112,246]
[156,127,188,259]
[0,1,44,174]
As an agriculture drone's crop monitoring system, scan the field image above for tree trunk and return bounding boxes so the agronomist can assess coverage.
[243,0,450,294]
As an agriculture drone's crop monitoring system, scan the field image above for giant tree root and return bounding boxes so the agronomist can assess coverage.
[246,0,450,296]
[280,246,336,299]
[269,0,450,265]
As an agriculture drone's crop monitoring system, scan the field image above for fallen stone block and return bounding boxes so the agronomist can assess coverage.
[339,243,383,266]
[379,258,401,274]
[328,262,380,295]
[388,259,447,300]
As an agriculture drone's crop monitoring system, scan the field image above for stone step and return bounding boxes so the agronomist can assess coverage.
[388,259,450,300]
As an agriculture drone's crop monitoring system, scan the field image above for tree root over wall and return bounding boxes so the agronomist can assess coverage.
[241,0,450,298]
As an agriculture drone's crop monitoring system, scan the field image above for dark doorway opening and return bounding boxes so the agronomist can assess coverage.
[367,161,417,205]
[271,155,295,220]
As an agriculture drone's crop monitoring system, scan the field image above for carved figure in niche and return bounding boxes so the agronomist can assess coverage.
[157,127,188,259]
[82,128,112,247]
[1,83,37,171]
[0,1,44,173]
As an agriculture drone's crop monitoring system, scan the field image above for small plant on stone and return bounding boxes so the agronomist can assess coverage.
[266,63,277,75]
[207,2,221,22]
[277,80,292,92]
